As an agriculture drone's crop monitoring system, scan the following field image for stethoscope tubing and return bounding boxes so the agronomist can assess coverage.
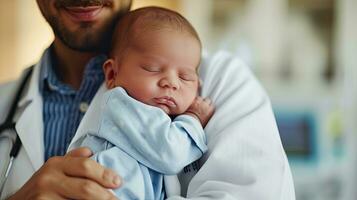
[0,67,33,195]
[0,156,14,194]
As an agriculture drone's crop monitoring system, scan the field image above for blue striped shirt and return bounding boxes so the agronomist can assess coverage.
[39,47,105,161]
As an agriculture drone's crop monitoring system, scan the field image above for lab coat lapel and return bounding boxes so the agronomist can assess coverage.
[15,63,44,171]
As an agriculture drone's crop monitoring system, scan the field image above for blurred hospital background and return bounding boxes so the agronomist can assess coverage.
[1,0,357,199]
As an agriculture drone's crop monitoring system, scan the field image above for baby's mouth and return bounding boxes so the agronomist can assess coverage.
[154,97,177,108]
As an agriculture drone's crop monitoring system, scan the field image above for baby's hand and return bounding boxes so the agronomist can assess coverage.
[184,96,215,127]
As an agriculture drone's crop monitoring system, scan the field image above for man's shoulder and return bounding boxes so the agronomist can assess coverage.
[199,49,255,81]
[0,65,36,102]
[200,50,250,73]
[202,49,244,62]
[0,80,18,122]
[0,80,18,100]
[0,80,17,91]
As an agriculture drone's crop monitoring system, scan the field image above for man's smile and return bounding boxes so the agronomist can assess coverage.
[64,6,103,22]
[55,0,113,8]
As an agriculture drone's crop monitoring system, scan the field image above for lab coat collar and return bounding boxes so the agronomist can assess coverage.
[17,63,40,108]
[16,62,44,170]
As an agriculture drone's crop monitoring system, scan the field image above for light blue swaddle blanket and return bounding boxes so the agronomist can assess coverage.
[76,87,207,200]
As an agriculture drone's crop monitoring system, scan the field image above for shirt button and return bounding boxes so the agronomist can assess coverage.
[79,102,89,113]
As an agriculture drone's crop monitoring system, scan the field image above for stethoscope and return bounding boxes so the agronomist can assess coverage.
[0,67,33,195]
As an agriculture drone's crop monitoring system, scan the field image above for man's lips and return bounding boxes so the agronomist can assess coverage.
[55,0,112,8]
[154,97,177,108]
[64,6,103,22]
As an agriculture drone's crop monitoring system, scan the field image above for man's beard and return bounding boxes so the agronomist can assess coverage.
[49,0,119,52]
[49,16,116,53]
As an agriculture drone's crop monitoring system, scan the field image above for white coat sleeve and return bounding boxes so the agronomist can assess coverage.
[165,51,295,200]
[96,88,208,175]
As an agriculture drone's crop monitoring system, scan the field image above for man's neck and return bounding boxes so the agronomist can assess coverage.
[52,38,98,90]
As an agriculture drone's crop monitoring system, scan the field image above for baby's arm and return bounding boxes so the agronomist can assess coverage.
[98,88,214,174]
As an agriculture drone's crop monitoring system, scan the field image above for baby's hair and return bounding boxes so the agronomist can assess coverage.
[109,6,201,58]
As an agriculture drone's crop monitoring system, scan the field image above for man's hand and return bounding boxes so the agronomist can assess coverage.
[8,147,121,200]
[185,96,215,127]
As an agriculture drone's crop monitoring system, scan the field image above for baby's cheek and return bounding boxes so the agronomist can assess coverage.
[182,98,194,112]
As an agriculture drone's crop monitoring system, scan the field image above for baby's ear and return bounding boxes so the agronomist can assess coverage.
[103,59,117,89]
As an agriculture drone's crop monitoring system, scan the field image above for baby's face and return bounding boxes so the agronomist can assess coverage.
[107,29,201,115]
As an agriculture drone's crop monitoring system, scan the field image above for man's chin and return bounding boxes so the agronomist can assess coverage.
[66,43,102,53]
[59,32,106,52]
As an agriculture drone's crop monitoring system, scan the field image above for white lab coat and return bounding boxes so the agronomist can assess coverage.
[0,50,295,200]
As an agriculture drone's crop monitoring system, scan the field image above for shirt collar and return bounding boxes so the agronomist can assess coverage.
[39,46,106,95]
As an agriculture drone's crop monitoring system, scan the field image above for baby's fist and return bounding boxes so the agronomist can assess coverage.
[185,96,215,127]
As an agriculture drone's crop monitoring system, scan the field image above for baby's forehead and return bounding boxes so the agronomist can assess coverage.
[130,24,194,45]
[110,7,201,60]
[127,13,195,41]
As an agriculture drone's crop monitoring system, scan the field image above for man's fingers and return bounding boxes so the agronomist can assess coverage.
[58,177,118,200]
[33,193,64,200]
[62,156,121,189]
[12,153,121,200]
[66,147,93,157]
